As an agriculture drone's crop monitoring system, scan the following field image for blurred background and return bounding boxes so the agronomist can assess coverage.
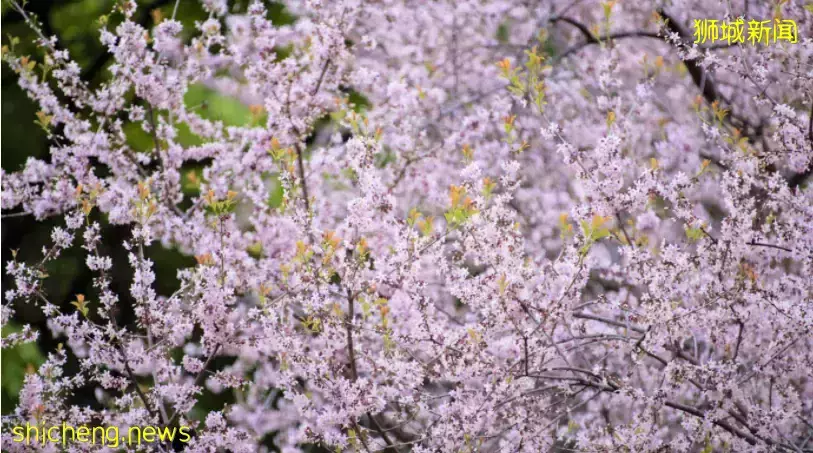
[0,0,295,434]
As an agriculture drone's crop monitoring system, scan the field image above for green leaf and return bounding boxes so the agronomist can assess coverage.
[247,242,263,258]
[580,215,611,241]
[496,20,510,44]
[182,166,204,195]
[184,84,255,127]
[2,324,45,413]
[266,175,284,209]
[685,226,705,242]
[374,149,396,168]
[346,89,371,112]
[701,434,713,453]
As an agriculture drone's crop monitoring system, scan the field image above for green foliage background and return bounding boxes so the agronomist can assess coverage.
[0,2,297,439]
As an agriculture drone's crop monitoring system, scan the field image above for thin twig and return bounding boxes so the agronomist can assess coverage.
[166,343,221,427]
[1,211,31,219]
[114,341,158,419]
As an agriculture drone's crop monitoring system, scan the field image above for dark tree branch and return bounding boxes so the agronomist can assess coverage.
[657,11,721,106]
[526,373,772,447]
[572,312,647,334]
[788,100,813,189]
[166,343,221,427]
[554,13,764,143]
[663,401,759,446]
[552,16,600,44]
[556,29,662,61]
[113,340,159,420]
[367,412,400,452]
[747,241,793,253]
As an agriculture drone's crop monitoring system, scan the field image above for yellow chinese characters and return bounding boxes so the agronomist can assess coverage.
[692,19,719,44]
[692,18,798,45]
[721,18,745,44]
[774,18,799,43]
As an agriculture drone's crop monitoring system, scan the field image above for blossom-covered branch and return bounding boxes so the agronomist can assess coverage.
[1,0,811,452]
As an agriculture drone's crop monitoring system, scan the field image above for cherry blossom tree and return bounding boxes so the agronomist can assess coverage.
[2,0,812,451]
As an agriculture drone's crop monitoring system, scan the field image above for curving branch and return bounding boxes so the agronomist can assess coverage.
[553,12,813,192]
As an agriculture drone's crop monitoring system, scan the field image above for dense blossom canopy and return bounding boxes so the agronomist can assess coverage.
[2,0,812,451]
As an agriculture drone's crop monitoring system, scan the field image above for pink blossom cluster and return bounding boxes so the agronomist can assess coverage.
[2,0,812,451]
